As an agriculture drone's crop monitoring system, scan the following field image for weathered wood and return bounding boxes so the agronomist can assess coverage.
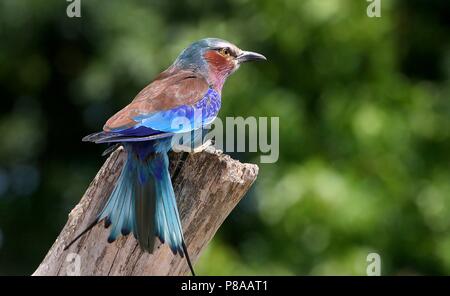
[33,147,258,276]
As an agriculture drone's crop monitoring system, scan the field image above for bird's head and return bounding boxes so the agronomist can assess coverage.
[173,38,266,92]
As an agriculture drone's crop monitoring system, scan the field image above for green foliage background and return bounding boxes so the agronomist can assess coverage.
[0,0,449,275]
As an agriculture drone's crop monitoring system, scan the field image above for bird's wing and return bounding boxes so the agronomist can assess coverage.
[103,70,210,134]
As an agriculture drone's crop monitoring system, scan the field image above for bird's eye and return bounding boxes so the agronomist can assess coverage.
[219,47,231,57]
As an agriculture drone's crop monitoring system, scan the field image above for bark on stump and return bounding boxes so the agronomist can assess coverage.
[33,146,258,275]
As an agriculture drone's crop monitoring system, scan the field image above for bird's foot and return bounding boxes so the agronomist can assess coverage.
[192,139,213,153]
[172,139,213,154]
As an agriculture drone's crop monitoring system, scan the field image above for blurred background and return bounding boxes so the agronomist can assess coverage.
[0,0,449,275]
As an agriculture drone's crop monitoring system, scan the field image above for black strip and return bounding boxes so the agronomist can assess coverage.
[182,241,196,276]
[63,219,99,251]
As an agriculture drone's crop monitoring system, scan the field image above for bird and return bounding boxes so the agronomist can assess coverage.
[64,38,266,275]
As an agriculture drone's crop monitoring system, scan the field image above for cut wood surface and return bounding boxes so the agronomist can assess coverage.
[33,146,258,276]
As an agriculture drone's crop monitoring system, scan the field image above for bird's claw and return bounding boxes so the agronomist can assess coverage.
[192,139,213,153]
[172,139,213,154]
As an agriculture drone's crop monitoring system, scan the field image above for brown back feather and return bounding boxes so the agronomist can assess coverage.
[104,70,209,131]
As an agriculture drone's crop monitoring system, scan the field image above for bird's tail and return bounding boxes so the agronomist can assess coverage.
[65,143,195,275]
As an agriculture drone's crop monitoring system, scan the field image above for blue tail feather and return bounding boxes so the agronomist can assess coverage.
[152,153,184,255]
[65,140,196,275]
[96,142,185,256]
[97,154,136,242]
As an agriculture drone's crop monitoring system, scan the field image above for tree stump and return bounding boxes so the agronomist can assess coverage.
[33,146,258,275]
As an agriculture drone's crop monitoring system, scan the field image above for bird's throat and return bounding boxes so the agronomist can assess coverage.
[203,50,235,93]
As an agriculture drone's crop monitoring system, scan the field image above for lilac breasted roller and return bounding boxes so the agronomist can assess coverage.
[64,38,266,275]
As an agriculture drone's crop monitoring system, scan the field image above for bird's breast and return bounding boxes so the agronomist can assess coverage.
[194,88,221,124]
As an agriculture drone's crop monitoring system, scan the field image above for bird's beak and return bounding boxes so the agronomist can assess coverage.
[237,50,267,63]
